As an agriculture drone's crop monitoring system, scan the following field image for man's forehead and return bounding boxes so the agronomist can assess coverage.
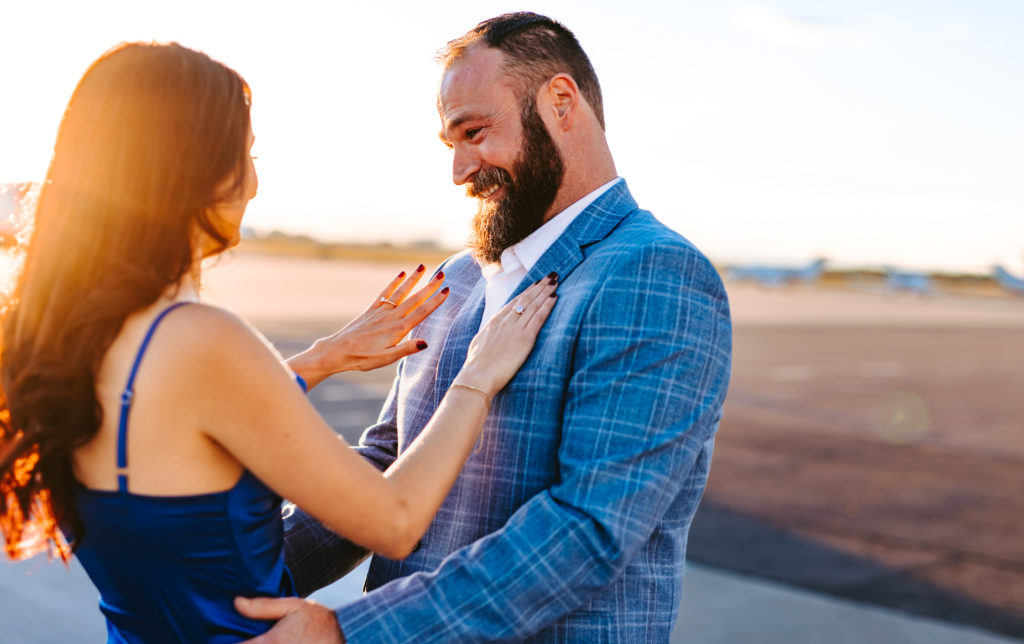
[438,46,511,117]
[443,45,506,81]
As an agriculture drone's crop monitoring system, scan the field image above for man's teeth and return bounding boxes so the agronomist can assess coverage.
[480,185,499,198]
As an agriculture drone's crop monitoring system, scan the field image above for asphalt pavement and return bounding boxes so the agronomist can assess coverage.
[1,553,1017,643]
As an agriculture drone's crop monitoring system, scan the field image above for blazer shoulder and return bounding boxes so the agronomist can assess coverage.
[594,210,723,285]
[613,209,696,249]
[436,249,481,282]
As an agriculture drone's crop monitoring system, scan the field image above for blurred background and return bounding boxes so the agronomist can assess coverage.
[1,1,1022,642]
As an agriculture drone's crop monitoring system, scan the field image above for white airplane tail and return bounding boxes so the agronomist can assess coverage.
[992,266,1024,294]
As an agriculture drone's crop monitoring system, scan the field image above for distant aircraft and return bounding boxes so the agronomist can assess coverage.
[882,267,935,295]
[991,265,1024,295]
[725,258,827,288]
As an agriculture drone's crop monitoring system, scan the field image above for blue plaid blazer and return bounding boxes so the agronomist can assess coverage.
[284,180,732,642]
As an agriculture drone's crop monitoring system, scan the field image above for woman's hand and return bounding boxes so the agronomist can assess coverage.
[287,265,449,389]
[455,273,559,397]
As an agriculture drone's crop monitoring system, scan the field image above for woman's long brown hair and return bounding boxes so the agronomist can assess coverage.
[0,42,250,560]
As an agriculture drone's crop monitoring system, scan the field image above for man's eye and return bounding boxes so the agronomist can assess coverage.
[466,128,482,140]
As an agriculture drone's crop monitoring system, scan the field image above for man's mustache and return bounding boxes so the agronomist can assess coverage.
[466,166,513,199]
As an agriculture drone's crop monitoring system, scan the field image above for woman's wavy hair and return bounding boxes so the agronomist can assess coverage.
[0,42,251,560]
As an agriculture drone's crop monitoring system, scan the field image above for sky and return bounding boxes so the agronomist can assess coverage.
[1,0,1022,273]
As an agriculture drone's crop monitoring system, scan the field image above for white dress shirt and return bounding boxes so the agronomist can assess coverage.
[480,177,622,325]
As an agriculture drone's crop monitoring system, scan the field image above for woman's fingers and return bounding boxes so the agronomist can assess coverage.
[498,273,558,327]
[374,270,408,306]
[396,270,447,317]
[391,338,432,361]
[520,275,558,326]
[525,287,558,333]
[374,264,428,309]
[234,596,302,621]
[402,286,450,327]
[387,264,429,306]
[352,338,431,371]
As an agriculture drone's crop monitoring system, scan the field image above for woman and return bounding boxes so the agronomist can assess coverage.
[0,42,557,641]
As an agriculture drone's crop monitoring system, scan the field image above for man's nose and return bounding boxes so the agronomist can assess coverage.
[452,147,480,186]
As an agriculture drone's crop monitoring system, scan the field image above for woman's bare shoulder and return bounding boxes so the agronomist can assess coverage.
[159,303,269,347]
[143,303,284,380]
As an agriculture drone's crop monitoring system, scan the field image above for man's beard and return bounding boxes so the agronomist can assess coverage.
[468,97,565,264]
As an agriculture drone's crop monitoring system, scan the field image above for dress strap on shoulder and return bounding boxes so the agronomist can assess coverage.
[116,302,192,493]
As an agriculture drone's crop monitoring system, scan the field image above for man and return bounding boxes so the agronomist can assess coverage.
[238,12,731,642]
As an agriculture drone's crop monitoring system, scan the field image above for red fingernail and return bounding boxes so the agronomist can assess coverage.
[435,271,445,280]
[547,271,558,280]
[416,340,428,350]
[550,293,557,298]
[397,271,406,278]
[441,287,450,294]
[416,264,425,272]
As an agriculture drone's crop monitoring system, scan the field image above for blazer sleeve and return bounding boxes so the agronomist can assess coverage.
[283,363,405,597]
[332,241,733,642]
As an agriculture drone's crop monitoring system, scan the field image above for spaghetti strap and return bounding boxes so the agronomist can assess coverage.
[116,302,191,493]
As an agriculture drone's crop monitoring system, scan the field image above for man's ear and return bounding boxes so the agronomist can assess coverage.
[543,74,580,131]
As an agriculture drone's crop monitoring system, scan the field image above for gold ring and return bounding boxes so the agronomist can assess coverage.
[380,297,398,307]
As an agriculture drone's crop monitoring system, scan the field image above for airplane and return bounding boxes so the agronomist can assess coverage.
[882,266,935,295]
[725,258,827,288]
[991,265,1024,295]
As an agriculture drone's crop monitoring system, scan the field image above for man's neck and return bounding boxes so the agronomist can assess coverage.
[542,159,617,223]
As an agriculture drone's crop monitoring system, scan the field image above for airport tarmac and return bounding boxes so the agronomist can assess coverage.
[1,251,1021,641]
[3,553,1016,643]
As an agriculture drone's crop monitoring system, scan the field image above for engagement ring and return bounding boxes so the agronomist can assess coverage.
[380,297,398,307]
[513,305,525,316]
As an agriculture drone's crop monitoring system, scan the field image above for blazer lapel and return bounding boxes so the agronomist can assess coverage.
[429,180,639,402]
[506,179,640,304]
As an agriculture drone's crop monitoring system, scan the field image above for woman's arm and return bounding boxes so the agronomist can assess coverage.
[286,266,449,390]
[192,278,557,559]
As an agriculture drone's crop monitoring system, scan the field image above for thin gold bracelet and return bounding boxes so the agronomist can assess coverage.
[450,382,492,407]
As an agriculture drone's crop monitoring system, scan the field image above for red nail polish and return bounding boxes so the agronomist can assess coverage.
[416,264,425,272]
[435,271,445,280]
[441,287,450,294]
[397,271,406,279]
[416,340,428,350]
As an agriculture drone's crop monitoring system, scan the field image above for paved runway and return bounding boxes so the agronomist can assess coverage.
[3,554,1016,643]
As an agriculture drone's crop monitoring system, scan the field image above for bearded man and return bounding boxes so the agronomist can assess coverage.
[239,12,732,643]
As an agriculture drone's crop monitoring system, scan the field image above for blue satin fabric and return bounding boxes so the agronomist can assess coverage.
[74,471,295,643]
[71,303,297,642]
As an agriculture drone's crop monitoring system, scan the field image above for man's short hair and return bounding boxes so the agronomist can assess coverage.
[439,12,605,130]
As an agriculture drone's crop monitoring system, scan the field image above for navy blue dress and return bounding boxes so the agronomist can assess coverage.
[72,303,297,642]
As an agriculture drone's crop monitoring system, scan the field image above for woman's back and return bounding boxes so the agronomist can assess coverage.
[75,300,247,497]
[74,471,294,642]
[72,302,295,642]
